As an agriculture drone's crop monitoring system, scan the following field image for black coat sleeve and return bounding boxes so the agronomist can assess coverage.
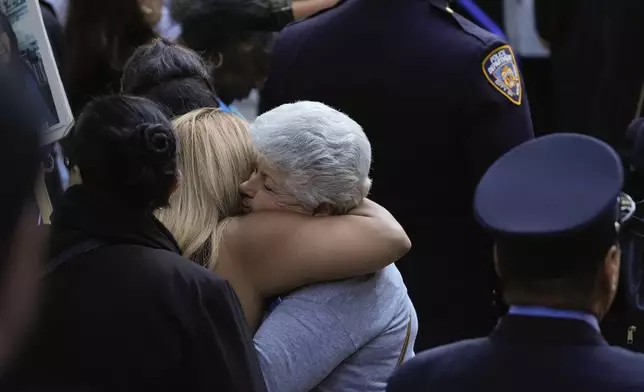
[462,42,535,183]
[386,356,425,392]
[193,278,268,392]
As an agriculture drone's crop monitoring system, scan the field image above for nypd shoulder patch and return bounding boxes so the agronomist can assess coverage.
[482,45,522,105]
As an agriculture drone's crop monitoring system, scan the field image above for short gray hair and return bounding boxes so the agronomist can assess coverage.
[251,101,372,214]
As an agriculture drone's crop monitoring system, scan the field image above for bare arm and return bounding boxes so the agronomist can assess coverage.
[291,0,339,20]
[223,199,411,297]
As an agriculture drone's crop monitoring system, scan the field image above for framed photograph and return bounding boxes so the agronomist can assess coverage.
[1,0,72,145]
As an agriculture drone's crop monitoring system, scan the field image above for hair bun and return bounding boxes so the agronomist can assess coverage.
[131,123,176,164]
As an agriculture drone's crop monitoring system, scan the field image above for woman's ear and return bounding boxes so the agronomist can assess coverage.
[210,53,224,69]
[170,170,182,196]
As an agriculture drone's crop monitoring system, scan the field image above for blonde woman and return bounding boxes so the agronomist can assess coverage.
[157,108,410,331]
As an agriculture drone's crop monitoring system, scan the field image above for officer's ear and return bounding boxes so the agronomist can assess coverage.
[603,244,621,294]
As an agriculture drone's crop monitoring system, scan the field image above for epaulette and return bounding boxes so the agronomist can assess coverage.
[450,12,505,48]
[427,1,502,48]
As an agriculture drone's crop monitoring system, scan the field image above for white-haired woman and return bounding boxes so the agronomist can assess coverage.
[241,101,418,392]
[157,108,410,332]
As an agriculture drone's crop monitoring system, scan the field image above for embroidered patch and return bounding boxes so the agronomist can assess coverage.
[482,45,522,105]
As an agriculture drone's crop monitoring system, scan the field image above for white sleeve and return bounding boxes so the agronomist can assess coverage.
[253,298,357,392]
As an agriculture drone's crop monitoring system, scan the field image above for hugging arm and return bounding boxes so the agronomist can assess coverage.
[223,199,411,297]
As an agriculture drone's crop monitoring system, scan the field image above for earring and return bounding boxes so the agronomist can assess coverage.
[212,53,224,69]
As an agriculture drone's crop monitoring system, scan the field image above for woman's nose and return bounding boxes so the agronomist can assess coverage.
[239,179,254,198]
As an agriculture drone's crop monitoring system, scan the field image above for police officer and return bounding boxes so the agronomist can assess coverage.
[260,0,534,350]
[387,133,644,392]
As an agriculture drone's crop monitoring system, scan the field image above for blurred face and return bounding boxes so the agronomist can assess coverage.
[0,204,45,364]
[0,32,11,64]
[139,0,163,27]
[239,158,308,214]
[214,35,273,104]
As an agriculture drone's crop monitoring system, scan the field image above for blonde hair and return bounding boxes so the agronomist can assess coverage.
[156,108,256,268]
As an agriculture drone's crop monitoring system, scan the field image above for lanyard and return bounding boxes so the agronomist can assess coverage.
[216,98,246,120]
[217,98,232,113]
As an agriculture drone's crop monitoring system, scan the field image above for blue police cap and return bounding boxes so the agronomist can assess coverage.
[474,134,623,237]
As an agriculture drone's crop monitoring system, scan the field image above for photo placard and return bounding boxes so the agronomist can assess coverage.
[1,0,72,145]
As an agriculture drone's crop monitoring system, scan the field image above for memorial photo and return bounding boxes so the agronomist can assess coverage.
[0,0,72,143]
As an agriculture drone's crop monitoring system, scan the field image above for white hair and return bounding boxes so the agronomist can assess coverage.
[251,101,372,214]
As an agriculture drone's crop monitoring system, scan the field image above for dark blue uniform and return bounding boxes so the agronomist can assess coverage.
[388,134,644,392]
[261,0,534,350]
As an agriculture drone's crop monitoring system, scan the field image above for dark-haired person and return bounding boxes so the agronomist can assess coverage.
[0,96,267,391]
[172,0,341,32]
[121,38,221,118]
[64,0,163,115]
[171,0,284,108]
[0,70,46,368]
[387,134,644,392]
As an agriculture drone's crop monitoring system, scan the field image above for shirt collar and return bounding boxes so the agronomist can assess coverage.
[508,305,600,332]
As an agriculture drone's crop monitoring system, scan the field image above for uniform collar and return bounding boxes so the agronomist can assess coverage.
[508,305,600,332]
[491,313,607,347]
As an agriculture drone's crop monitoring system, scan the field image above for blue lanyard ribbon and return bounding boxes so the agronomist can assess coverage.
[455,0,508,41]
[216,97,246,120]
[217,97,232,113]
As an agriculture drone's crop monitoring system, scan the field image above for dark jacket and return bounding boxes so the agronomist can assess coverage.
[0,186,267,392]
[260,0,534,350]
[387,315,644,392]
[535,0,644,148]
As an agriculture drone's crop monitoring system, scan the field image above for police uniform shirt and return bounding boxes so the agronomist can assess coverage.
[260,0,534,349]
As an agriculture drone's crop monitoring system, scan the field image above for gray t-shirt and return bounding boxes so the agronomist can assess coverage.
[254,265,418,392]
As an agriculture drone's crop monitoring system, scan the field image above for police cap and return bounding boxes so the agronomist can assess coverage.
[474,134,623,278]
